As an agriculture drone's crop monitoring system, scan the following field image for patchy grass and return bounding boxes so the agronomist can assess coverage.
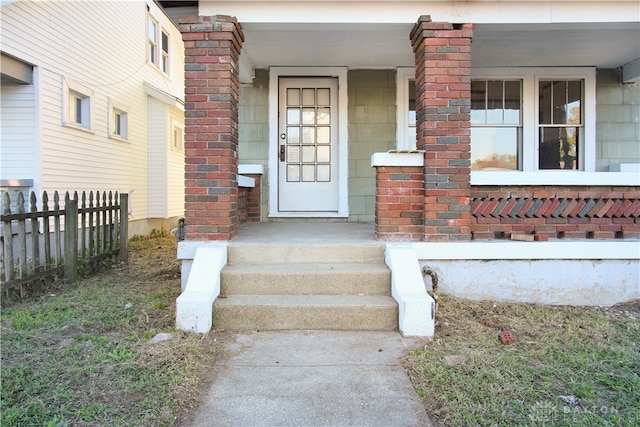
[403,294,640,426]
[1,236,217,427]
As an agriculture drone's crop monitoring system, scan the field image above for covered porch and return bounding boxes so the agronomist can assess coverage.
[170,1,639,335]
[174,0,640,242]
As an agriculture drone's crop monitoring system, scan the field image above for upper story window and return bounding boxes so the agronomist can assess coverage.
[471,67,594,172]
[148,14,169,75]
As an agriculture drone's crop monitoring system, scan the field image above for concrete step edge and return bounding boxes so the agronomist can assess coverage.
[215,294,397,307]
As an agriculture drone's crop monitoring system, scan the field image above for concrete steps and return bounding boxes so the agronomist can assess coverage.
[214,243,398,331]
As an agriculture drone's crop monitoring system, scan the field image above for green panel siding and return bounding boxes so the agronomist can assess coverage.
[596,69,640,170]
[348,69,397,222]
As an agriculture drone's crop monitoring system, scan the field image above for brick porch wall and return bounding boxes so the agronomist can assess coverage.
[180,15,244,240]
[375,166,425,241]
[242,173,261,223]
[471,186,640,240]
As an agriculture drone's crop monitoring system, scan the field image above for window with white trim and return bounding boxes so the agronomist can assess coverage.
[148,14,170,75]
[471,67,595,172]
[63,79,93,131]
[108,98,129,140]
[171,121,184,151]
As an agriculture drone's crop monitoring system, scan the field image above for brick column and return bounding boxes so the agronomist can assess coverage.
[411,16,473,241]
[180,16,244,240]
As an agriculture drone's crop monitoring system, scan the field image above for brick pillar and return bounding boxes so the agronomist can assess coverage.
[180,16,244,240]
[411,16,473,242]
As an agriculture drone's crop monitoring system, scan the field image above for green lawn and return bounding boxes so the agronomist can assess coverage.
[1,236,217,427]
[403,294,640,426]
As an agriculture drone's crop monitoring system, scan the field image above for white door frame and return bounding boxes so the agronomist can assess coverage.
[268,67,349,218]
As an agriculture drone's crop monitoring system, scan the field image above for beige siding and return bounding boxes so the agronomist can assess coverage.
[0,0,184,223]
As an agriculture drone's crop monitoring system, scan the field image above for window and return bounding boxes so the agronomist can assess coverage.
[171,121,183,151]
[396,67,417,150]
[471,67,595,173]
[471,80,522,170]
[537,80,583,170]
[63,79,93,131]
[161,30,169,73]
[148,16,157,64]
[148,14,169,75]
[108,98,129,140]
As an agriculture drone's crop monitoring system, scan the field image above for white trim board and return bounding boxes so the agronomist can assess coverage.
[410,241,640,261]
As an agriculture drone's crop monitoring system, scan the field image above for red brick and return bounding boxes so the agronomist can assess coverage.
[499,331,516,345]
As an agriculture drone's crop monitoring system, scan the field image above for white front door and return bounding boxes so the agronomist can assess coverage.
[277,77,339,213]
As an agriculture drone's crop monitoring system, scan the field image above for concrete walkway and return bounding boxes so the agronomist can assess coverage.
[179,330,433,427]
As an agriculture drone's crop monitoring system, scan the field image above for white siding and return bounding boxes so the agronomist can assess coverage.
[148,100,186,219]
[0,82,36,181]
[0,0,184,222]
[148,97,168,217]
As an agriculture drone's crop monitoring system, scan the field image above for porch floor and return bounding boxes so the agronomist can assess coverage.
[234,221,377,244]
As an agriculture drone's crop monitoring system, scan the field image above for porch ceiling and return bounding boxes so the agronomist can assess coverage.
[239,22,640,78]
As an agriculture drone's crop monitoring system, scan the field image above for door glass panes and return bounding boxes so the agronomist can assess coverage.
[317,88,330,106]
[470,79,523,170]
[287,146,300,162]
[317,108,330,124]
[287,109,300,125]
[287,88,300,106]
[317,165,330,182]
[317,127,330,144]
[317,145,330,162]
[301,127,314,144]
[302,108,315,124]
[284,86,332,182]
[287,165,300,182]
[302,146,315,162]
[286,127,300,144]
[538,80,583,170]
[302,165,315,181]
[302,88,315,106]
